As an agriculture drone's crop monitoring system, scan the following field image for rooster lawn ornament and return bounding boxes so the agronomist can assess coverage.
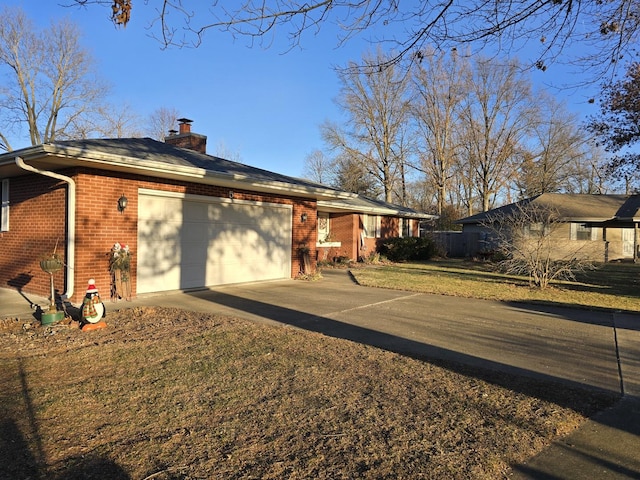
[81,279,107,331]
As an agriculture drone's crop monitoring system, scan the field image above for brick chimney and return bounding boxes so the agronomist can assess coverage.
[164,118,207,154]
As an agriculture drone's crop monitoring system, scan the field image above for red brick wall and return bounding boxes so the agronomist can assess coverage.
[316,213,360,262]
[412,220,419,237]
[74,170,139,305]
[2,168,318,304]
[315,214,419,262]
[0,175,68,305]
[164,134,207,154]
[292,201,317,275]
[333,213,359,259]
[380,216,399,238]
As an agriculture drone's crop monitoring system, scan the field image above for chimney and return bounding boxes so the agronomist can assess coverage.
[164,117,207,154]
[178,118,191,134]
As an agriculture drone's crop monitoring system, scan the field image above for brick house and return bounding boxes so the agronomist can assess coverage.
[0,119,434,305]
[315,196,430,263]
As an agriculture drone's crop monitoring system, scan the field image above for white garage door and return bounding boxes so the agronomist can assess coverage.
[137,189,292,294]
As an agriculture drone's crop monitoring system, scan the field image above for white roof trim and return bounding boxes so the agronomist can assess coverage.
[318,199,436,219]
[3,144,355,201]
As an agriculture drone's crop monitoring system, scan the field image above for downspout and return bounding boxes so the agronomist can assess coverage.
[15,156,75,300]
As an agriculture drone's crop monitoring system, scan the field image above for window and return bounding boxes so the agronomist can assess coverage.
[570,223,599,241]
[525,222,549,237]
[400,218,411,237]
[0,179,8,232]
[317,212,330,242]
[363,214,380,238]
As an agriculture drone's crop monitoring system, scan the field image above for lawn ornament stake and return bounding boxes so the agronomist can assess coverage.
[81,279,107,331]
[39,251,65,326]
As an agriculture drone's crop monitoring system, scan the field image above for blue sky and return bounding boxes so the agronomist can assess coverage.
[5,1,601,178]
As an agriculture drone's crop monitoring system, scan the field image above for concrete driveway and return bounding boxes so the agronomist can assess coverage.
[110,269,626,396]
[2,268,640,478]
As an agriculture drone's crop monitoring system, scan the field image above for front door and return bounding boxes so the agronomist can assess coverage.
[622,228,635,258]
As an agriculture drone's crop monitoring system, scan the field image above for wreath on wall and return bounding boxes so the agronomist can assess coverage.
[109,242,132,301]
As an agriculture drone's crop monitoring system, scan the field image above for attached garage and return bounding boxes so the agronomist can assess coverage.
[0,131,436,304]
[137,189,292,294]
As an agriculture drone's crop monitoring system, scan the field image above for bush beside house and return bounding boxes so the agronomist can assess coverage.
[379,237,438,262]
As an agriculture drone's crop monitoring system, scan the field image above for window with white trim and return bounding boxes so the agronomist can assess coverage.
[399,218,411,237]
[0,179,8,232]
[570,223,599,241]
[363,214,380,238]
[317,212,330,242]
[525,222,549,237]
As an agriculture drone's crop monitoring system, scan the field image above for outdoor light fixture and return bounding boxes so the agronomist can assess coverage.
[117,193,128,213]
[301,213,308,223]
[229,191,234,199]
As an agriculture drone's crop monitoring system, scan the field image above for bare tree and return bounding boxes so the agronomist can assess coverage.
[146,106,181,141]
[302,150,335,184]
[565,146,612,194]
[514,94,589,197]
[70,1,639,80]
[321,49,412,203]
[486,201,597,289]
[411,49,469,216]
[65,102,143,139]
[0,6,107,151]
[331,154,380,197]
[451,137,481,216]
[408,52,610,213]
[96,103,143,138]
[404,179,437,214]
[458,57,535,212]
[212,140,243,162]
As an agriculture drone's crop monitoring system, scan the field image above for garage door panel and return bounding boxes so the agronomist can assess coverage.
[139,196,182,221]
[182,222,212,241]
[183,201,208,221]
[138,192,292,294]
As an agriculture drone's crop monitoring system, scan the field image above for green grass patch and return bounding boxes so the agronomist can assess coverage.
[349,259,640,312]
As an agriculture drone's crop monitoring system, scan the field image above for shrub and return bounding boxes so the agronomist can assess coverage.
[379,237,438,262]
[485,202,597,289]
[361,251,386,264]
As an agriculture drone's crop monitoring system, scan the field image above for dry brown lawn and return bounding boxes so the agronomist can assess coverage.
[0,306,616,480]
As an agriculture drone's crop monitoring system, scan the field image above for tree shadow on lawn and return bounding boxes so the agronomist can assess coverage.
[399,259,640,289]
[386,264,519,285]
[366,264,640,316]
[186,285,640,477]
[185,287,620,411]
[0,359,130,480]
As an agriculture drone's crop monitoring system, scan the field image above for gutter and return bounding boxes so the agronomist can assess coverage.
[15,156,75,300]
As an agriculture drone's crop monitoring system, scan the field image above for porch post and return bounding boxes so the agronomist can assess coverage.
[635,223,639,263]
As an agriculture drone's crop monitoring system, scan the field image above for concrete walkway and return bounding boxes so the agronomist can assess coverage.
[2,269,640,478]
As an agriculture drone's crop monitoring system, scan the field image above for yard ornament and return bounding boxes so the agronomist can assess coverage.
[81,279,107,331]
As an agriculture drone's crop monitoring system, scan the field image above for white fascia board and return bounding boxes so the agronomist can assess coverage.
[568,217,616,223]
[20,145,352,201]
[318,199,436,219]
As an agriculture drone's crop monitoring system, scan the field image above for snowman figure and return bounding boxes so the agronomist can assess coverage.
[81,278,106,329]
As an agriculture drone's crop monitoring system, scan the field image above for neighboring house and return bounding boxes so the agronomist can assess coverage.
[0,119,434,304]
[454,193,640,262]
